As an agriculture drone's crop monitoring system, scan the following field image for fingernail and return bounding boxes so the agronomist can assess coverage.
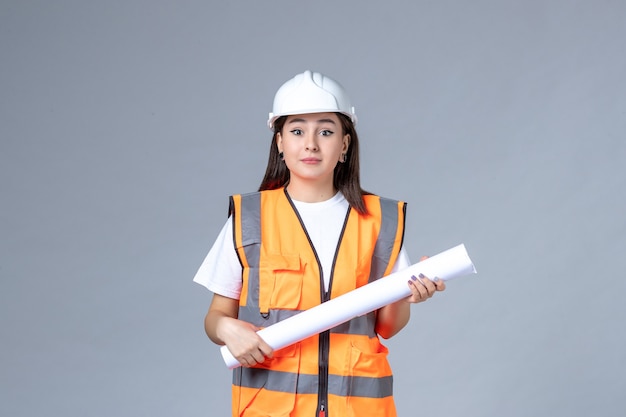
[418,273,425,279]
[407,279,413,285]
[434,277,440,282]
[410,275,418,281]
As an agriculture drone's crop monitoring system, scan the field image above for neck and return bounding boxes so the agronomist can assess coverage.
[285,178,336,203]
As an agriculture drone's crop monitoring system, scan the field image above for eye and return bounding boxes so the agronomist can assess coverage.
[289,129,303,136]
[320,129,334,136]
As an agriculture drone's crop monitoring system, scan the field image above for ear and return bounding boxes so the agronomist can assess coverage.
[342,134,351,153]
[276,132,283,153]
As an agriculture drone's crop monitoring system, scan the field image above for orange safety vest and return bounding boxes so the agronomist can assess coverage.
[229,188,406,417]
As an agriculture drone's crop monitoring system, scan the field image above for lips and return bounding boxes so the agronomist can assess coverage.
[301,157,321,163]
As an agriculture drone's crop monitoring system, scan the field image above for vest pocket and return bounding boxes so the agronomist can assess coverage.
[345,340,395,416]
[260,253,304,310]
[348,338,392,378]
[235,344,300,416]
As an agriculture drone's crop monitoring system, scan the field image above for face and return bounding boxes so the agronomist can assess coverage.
[276,112,350,187]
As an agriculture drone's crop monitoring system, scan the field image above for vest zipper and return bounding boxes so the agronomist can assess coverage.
[318,319,330,417]
[284,189,351,417]
[316,209,350,417]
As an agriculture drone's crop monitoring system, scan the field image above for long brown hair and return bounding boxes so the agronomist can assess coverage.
[258,113,369,214]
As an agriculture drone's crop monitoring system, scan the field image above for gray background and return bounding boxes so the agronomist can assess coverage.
[2,1,625,416]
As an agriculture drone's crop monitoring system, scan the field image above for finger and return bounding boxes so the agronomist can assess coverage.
[407,279,420,301]
[409,276,428,299]
[406,280,418,302]
[250,347,267,364]
[238,356,250,367]
[258,341,274,359]
[417,273,436,297]
[434,277,446,291]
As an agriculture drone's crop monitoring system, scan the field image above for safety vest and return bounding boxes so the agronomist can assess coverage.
[229,188,406,417]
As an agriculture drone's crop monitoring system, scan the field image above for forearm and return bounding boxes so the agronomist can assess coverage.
[204,293,240,345]
[375,273,446,339]
[204,309,232,345]
[204,294,273,366]
[375,299,411,339]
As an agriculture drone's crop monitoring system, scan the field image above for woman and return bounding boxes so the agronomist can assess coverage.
[194,70,445,416]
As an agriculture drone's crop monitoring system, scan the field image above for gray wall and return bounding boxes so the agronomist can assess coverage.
[1,1,624,416]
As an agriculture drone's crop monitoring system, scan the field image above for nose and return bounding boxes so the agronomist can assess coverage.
[304,132,319,151]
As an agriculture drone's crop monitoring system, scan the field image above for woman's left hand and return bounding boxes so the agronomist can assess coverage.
[406,273,445,303]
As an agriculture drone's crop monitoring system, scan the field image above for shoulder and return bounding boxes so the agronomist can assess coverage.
[362,193,406,208]
[229,188,289,218]
[230,188,284,201]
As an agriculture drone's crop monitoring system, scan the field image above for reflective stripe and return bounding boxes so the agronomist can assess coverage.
[237,308,376,337]
[234,368,317,394]
[369,197,405,284]
[239,192,261,247]
[329,374,393,398]
[330,311,377,337]
[235,368,393,398]
[239,307,303,326]
[240,192,261,308]
[232,193,263,325]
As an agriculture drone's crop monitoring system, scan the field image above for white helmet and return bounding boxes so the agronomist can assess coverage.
[268,70,357,130]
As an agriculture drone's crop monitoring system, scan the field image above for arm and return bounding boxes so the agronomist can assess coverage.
[375,272,446,339]
[204,293,274,367]
[375,297,411,339]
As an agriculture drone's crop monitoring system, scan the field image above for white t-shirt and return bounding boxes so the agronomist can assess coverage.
[193,192,411,299]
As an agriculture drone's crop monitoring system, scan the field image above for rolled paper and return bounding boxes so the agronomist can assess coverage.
[221,243,477,368]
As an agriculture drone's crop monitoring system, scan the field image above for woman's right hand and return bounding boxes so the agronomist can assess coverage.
[217,317,274,367]
[204,293,274,367]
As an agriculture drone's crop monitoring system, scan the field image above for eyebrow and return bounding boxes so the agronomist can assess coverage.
[287,117,337,125]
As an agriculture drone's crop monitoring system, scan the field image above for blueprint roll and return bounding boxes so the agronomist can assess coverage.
[221,243,477,369]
